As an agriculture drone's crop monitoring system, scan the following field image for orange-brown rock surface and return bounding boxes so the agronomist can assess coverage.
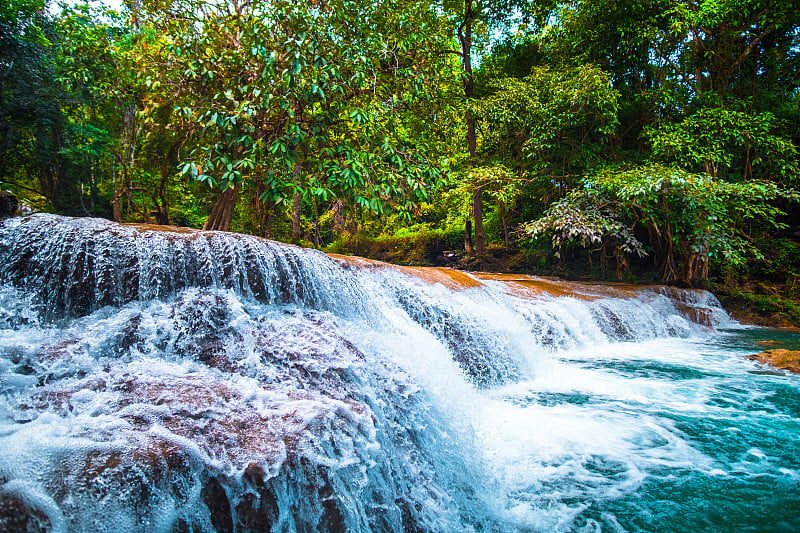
[748,349,800,374]
[331,252,719,327]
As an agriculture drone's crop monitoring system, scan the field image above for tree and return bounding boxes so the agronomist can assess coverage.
[56,3,139,220]
[478,65,620,192]
[666,0,799,102]
[522,187,645,278]
[443,0,555,254]
[447,164,523,249]
[0,0,66,208]
[646,107,798,183]
[137,0,448,233]
[511,0,799,280]
[1,2,145,218]
[544,0,800,153]
[526,164,795,284]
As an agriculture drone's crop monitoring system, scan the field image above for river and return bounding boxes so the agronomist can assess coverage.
[1,214,798,532]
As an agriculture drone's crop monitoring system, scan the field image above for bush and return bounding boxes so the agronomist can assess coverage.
[325,227,463,265]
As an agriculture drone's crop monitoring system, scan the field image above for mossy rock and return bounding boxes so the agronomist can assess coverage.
[0,191,19,218]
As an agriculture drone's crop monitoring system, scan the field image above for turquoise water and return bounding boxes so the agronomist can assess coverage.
[484,330,800,532]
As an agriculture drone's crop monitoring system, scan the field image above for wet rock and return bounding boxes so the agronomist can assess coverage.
[1,304,462,532]
[395,291,514,386]
[202,477,233,531]
[235,464,279,530]
[0,488,53,532]
[755,340,783,347]
[748,349,800,374]
[0,214,363,321]
[0,478,69,532]
[170,291,237,367]
[676,304,714,327]
[0,192,18,219]
[7,366,373,530]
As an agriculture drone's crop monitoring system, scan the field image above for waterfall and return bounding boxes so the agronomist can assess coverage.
[1,214,798,532]
[0,214,365,320]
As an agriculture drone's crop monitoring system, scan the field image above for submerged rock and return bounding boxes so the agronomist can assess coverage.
[0,289,476,532]
[755,340,783,347]
[748,349,800,374]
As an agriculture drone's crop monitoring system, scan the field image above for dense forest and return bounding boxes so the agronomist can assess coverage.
[2,0,799,318]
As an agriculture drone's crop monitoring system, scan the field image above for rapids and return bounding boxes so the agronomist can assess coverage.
[0,214,798,532]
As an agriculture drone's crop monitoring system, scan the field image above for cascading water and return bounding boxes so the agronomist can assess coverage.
[0,214,798,532]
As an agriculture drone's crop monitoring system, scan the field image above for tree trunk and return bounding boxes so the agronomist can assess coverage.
[458,0,485,254]
[312,196,320,247]
[688,0,704,97]
[112,187,123,222]
[89,158,97,213]
[291,158,302,242]
[473,187,485,254]
[458,0,476,157]
[109,103,137,222]
[332,198,347,235]
[467,112,477,158]
[292,192,302,242]
[253,176,266,236]
[155,174,170,225]
[110,149,122,222]
[153,147,174,225]
[464,217,473,252]
[203,183,238,232]
[498,200,510,248]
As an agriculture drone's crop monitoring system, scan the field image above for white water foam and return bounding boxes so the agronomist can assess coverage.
[3,214,794,532]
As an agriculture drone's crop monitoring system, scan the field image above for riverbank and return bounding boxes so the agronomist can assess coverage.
[326,233,800,331]
[712,284,800,331]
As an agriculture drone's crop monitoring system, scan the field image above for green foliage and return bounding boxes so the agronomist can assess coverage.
[1,0,798,310]
[1,1,145,218]
[526,164,795,283]
[451,165,520,199]
[720,290,800,326]
[646,107,799,182]
[478,65,619,182]
[0,0,61,204]
[523,188,645,257]
[137,0,450,229]
[327,226,463,265]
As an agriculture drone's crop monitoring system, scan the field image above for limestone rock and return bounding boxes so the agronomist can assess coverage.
[748,349,800,374]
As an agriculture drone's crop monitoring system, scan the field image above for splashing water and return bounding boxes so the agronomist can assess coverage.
[0,214,798,532]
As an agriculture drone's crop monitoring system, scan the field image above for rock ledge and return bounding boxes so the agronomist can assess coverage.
[748,349,800,374]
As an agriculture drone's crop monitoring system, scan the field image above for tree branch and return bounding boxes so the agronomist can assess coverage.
[0,179,52,200]
[729,28,771,74]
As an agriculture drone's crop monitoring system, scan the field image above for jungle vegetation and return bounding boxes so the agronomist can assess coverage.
[2,0,799,296]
